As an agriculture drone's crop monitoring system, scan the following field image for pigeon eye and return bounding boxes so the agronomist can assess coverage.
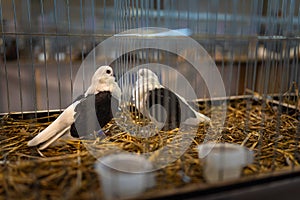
[140,71,144,76]
[106,69,111,74]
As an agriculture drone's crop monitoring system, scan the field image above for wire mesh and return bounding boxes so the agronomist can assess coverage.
[0,0,300,198]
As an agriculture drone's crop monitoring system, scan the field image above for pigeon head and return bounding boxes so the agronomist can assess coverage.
[138,68,158,80]
[135,68,162,92]
[91,65,115,84]
[133,68,163,109]
[85,65,121,97]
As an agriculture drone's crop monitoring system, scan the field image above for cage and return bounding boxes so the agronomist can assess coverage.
[0,0,300,199]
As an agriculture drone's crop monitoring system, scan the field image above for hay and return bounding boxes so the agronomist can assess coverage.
[0,98,299,199]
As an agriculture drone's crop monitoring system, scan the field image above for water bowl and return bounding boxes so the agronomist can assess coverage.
[95,153,155,200]
[197,143,253,183]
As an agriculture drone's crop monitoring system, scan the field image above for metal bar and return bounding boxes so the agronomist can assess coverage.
[90,0,96,72]
[12,0,23,116]
[53,0,62,111]
[103,0,107,29]
[26,0,37,118]
[39,0,50,116]
[0,0,10,113]
[66,0,73,101]
[79,0,86,94]
[114,0,116,33]
[0,31,114,37]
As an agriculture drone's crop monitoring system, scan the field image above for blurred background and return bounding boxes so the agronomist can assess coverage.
[0,0,299,113]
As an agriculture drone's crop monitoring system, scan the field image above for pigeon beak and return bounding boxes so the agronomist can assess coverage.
[112,74,118,81]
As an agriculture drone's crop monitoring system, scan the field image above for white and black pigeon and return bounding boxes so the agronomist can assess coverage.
[133,68,210,131]
[27,65,121,150]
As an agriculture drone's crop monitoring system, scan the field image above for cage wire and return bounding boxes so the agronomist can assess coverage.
[0,0,300,199]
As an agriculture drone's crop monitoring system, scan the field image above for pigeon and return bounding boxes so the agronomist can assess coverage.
[133,68,210,131]
[27,65,121,150]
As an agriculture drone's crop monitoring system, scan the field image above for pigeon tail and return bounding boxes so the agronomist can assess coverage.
[27,102,77,147]
[183,111,210,125]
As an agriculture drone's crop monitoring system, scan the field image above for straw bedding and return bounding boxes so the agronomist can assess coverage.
[0,98,299,199]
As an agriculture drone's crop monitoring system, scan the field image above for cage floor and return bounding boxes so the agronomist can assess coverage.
[0,98,299,199]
